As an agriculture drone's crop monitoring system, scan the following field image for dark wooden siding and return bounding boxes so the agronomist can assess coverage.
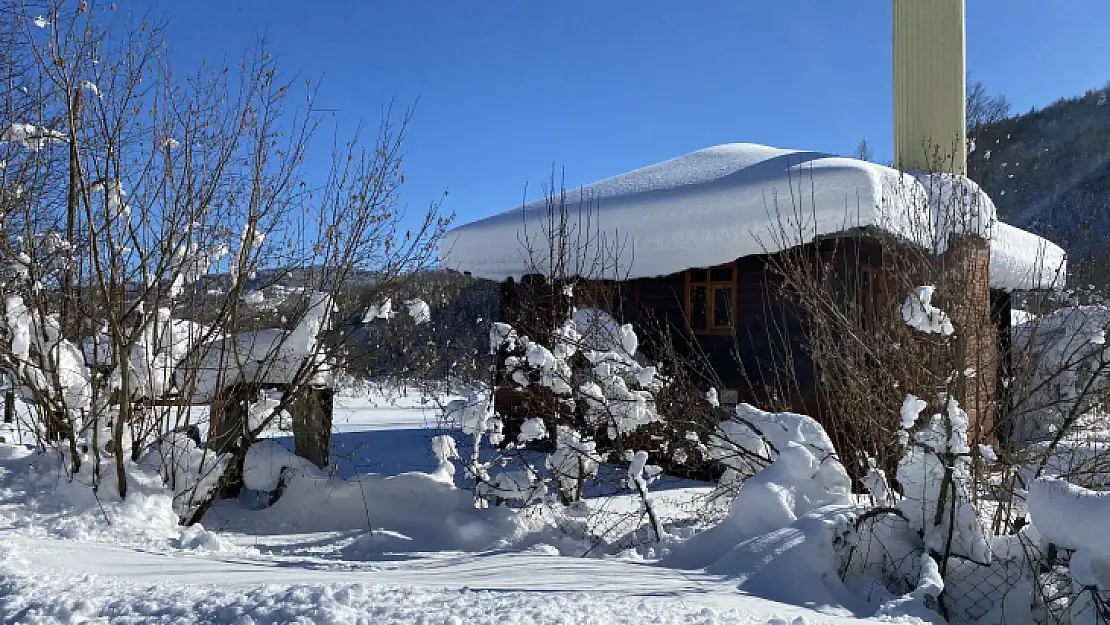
[494,234,1004,436]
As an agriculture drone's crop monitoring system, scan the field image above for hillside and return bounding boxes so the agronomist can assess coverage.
[969,83,1110,283]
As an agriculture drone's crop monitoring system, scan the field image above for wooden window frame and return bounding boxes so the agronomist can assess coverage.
[685,263,737,334]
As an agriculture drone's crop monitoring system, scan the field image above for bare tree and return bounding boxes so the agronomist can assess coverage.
[966,79,1013,132]
[855,138,873,162]
[966,78,1012,182]
[0,1,448,524]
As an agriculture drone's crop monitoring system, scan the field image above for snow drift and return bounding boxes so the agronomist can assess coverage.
[665,404,857,613]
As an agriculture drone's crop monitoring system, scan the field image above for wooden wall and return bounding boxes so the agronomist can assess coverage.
[495,237,885,419]
[494,233,1004,454]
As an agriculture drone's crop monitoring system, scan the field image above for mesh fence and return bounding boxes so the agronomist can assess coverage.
[842,512,1110,625]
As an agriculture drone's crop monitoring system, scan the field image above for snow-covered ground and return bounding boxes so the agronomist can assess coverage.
[0,390,911,625]
[1,536,861,624]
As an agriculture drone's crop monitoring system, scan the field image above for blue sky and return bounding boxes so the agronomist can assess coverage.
[162,1,1110,227]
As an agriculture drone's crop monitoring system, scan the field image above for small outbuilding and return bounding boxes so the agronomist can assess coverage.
[441,143,1066,456]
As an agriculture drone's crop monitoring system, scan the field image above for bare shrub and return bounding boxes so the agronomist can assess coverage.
[0,1,447,524]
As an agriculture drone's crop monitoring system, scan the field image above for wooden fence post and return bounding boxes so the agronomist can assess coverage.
[291,386,334,470]
[3,389,13,425]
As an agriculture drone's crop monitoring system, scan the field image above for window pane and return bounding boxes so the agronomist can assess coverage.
[710,265,733,282]
[690,285,708,330]
[713,287,733,327]
[688,268,707,283]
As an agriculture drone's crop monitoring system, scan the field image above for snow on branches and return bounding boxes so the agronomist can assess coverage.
[901,286,954,336]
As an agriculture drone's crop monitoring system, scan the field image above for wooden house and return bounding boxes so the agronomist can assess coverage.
[441,144,1067,461]
[441,1,1070,470]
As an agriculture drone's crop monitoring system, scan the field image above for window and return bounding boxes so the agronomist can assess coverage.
[686,263,735,333]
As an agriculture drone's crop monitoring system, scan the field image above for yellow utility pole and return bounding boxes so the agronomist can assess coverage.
[893,0,967,174]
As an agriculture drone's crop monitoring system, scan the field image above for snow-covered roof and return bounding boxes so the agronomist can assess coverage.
[442,143,1066,291]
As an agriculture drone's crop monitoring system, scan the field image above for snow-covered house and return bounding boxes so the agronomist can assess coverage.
[443,0,1067,456]
[441,143,1066,443]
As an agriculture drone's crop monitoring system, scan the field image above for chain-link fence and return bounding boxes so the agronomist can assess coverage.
[842,511,1110,625]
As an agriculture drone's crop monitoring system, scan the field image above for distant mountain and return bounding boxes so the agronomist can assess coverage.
[969,83,1110,284]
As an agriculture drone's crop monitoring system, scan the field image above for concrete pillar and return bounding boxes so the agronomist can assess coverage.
[893,0,966,174]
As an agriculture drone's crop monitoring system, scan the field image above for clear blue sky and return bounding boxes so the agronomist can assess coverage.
[161,1,1110,227]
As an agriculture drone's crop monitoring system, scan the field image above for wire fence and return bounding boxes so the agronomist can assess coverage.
[843,512,1110,625]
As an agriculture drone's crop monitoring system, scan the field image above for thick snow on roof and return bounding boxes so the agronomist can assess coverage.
[990,222,1067,291]
[442,143,1066,291]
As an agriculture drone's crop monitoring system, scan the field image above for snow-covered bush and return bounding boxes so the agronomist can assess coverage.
[706,406,772,499]
[139,432,228,520]
[3,294,92,441]
[665,406,852,587]
[439,301,671,550]
[722,405,851,533]
[486,310,665,501]
[500,309,663,441]
[548,425,603,503]
[896,394,991,564]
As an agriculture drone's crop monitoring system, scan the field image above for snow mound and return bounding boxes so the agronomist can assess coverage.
[247,466,521,555]
[442,143,1065,291]
[174,524,238,552]
[667,404,852,571]
[138,431,227,517]
[695,506,869,617]
[242,439,319,492]
[1028,476,1110,558]
[0,448,192,547]
[1027,476,1110,617]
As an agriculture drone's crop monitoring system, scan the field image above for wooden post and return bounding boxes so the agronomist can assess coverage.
[291,386,334,470]
[3,389,13,424]
[208,384,250,455]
